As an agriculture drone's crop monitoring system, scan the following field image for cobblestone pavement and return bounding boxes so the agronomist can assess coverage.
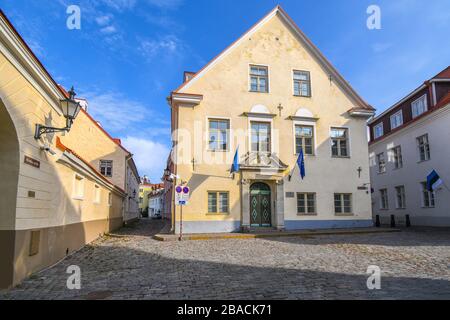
[1,219,449,300]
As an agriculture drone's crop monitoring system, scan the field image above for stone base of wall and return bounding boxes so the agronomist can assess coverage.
[284,219,374,230]
[0,217,123,289]
[174,220,241,234]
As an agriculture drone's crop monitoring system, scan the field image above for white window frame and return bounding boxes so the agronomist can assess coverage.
[248,64,270,93]
[391,145,403,169]
[395,186,406,209]
[411,94,428,118]
[330,126,351,158]
[93,184,101,204]
[379,188,389,210]
[373,123,384,139]
[292,70,312,97]
[207,191,230,214]
[293,120,317,156]
[72,174,85,200]
[248,116,274,154]
[207,117,231,152]
[100,160,113,177]
[417,134,431,162]
[334,193,353,215]
[297,192,316,215]
[390,110,403,130]
[377,152,386,174]
[421,182,435,208]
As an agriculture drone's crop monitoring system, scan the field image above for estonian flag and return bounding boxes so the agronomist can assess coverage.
[427,170,443,192]
[230,147,240,174]
[297,148,306,180]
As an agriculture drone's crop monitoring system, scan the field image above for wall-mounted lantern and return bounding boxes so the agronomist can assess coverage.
[34,86,82,139]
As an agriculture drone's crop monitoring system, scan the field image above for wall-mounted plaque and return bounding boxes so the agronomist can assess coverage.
[285,192,295,198]
[24,156,40,169]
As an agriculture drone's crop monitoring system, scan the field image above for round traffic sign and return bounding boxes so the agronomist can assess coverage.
[183,187,190,194]
[176,186,182,193]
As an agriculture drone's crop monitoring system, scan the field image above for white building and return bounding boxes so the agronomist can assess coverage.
[368,66,450,227]
[148,186,164,218]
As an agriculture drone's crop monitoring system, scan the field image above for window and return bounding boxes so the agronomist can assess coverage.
[331,128,349,157]
[395,186,406,209]
[417,134,430,161]
[392,146,403,169]
[334,194,352,214]
[100,160,113,177]
[379,189,389,210]
[373,123,383,139]
[293,70,311,97]
[295,125,314,155]
[251,122,271,152]
[297,193,316,215]
[208,119,230,151]
[208,192,229,214]
[139,197,143,204]
[376,153,386,173]
[73,174,85,199]
[108,193,113,206]
[412,94,428,118]
[94,184,101,204]
[421,182,435,208]
[249,65,268,93]
[390,111,403,129]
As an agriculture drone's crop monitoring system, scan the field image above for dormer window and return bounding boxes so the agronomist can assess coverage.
[373,123,384,139]
[249,65,269,93]
[412,94,427,118]
[390,110,403,129]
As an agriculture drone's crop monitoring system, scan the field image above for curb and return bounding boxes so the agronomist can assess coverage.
[153,228,400,242]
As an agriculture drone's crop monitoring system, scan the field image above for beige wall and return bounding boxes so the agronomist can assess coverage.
[62,111,128,190]
[173,14,372,227]
[0,31,126,287]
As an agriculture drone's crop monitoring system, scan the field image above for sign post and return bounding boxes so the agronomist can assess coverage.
[175,185,190,241]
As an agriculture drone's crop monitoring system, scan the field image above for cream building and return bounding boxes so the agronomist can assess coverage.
[165,6,375,234]
[369,67,450,227]
[0,10,137,288]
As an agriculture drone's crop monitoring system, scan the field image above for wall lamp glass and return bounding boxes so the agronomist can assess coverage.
[34,86,82,139]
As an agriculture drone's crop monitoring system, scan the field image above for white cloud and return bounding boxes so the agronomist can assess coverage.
[371,42,393,53]
[95,15,112,26]
[81,91,148,131]
[121,136,170,182]
[147,0,184,9]
[101,0,137,12]
[100,25,117,34]
[138,35,182,59]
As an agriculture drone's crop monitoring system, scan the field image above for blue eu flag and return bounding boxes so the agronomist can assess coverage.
[297,148,306,180]
[230,147,240,174]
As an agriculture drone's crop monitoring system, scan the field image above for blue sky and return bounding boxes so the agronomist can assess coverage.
[1,0,449,181]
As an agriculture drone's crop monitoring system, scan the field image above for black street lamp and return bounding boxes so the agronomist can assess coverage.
[34,86,82,139]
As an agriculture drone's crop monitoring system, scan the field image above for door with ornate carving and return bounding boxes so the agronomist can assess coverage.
[250,182,272,227]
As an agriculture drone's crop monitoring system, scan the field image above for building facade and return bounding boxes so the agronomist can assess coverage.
[0,10,136,288]
[368,67,450,227]
[148,184,165,217]
[165,6,375,234]
[139,177,153,215]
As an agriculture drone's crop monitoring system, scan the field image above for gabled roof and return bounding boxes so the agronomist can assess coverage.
[173,5,373,111]
[56,137,126,195]
[368,65,450,124]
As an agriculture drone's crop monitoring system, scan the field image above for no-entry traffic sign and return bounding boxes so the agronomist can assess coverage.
[175,185,190,205]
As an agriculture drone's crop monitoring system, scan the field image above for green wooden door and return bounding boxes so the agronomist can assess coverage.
[250,183,271,227]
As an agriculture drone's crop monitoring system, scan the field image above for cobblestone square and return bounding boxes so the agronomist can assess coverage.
[1,220,449,300]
